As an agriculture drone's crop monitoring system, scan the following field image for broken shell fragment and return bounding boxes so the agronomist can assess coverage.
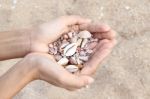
[79,56,89,61]
[49,47,57,55]
[69,56,78,65]
[76,38,83,46]
[54,54,62,61]
[75,54,83,65]
[64,43,77,56]
[81,38,88,48]
[79,50,86,56]
[65,65,79,73]
[60,42,69,49]
[77,64,83,69]
[78,30,92,38]
[57,57,69,66]
[48,43,53,48]
[68,32,73,38]
[63,34,69,39]
[90,38,99,42]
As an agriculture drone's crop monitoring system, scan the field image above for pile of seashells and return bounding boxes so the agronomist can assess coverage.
[48,30,99,73]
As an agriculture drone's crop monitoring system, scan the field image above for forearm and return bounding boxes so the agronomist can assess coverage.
[0,57,38,99]
[0,29,31,60]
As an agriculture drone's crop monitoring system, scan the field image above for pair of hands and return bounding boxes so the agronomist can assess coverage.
[25,15,116,91]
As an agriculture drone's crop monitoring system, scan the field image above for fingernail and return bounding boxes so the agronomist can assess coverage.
[85,85,89,88]
[87,78,94,84]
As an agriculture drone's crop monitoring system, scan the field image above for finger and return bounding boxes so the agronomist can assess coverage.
[80,39,116,75]
[93,29,116,40]
[79,23,110,33]
[59,15,91,26]
[59,70,94,90]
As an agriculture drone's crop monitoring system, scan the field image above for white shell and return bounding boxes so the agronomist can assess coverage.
[64,43,77,56]
[57,57,69,65]
[78,30,92,38]
[81,38,88,48]
[76,38,83,46]
[75,54,83,65]
[65,65,79,73]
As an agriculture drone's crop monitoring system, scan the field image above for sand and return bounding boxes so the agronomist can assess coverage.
[0,0,150,99]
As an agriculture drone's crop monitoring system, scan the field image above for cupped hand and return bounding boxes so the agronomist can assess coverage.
[30,15,117,76]
[79,23,117,75]
[26,53,94,91]
[30,15,91,53]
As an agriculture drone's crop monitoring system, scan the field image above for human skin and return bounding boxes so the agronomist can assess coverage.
[0,16,116,99]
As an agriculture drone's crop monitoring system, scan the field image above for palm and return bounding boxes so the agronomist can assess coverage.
[79,23,116,75]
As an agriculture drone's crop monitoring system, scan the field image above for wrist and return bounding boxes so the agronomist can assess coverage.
[28,26,49,53]
[23,53,40,81]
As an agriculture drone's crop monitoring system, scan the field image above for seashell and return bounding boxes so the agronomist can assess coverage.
[79,56,89,61]
[81,38,88,48]
[55,54,62,61]
[86,49,93,54]
[68,32,73,38]
[86,41,98,50]
[90,38,99,42]
[76,38,83,46]
[65,65,79,73]
[53,42,58,46]
[69,56,78,65]
[49,47,57,55]
[76,47,81,53]
[77,64,83,69]
[78,30,92,38]
[72,31,77,37]
[48,43,53,48]
[75,54,83,65]
[79,50,86,56]
[60,42,69,49]
[71,35,78,43]
[64,43,77,56]
[60,36,64,40]
[62,39,68,43]
[57,57,69,66]
[63,34,69,39]
[57,40,62,46]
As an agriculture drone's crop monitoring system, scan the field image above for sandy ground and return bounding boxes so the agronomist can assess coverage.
[0,0,150,99]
